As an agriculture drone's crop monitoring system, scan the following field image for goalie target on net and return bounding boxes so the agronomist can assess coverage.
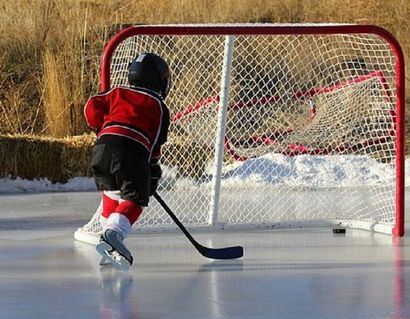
[74,24,405,244]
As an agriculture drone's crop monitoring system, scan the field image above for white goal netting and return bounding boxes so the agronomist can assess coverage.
[75,24,404,243]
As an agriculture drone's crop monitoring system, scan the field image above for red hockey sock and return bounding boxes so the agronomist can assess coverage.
[101,192,120,219]
[116,200,143,225]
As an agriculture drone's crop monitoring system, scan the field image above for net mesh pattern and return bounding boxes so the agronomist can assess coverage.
[77,27,398,237]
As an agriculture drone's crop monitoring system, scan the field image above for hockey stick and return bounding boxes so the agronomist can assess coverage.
[153,192,243,260]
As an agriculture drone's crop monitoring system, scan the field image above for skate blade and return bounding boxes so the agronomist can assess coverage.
[96,241,131,271]
[99,256,113,267]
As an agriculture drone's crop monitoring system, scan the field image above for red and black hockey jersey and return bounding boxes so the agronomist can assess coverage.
[84,87,170,160]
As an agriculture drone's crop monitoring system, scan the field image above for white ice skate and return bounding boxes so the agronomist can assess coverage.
[96,229,134,271]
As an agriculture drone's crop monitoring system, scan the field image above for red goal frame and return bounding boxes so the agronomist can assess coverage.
[99,24,405,236]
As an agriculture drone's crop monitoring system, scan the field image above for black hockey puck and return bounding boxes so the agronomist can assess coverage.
[333,228,346,234]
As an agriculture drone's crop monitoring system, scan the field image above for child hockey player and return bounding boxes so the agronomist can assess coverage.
[84,53,171,270]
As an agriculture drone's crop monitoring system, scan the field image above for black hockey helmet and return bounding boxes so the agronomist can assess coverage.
[128,53,171,98]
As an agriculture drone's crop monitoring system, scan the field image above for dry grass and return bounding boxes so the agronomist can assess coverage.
[0,133,94,182]
[0,0,408,138]
[0,133,208,182]
[0,0,409,180]
[42,49,71,137]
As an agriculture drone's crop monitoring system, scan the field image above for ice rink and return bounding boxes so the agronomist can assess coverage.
[0,190,409,319]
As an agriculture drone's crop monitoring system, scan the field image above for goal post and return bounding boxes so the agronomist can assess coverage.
[75,24,405,244]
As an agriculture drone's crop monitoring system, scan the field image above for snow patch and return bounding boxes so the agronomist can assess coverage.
[0,156,408,193]
[0,177,97,193]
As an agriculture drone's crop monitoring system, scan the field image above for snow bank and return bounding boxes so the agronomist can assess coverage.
[220,154,399,187]
[0,177,96,193]
[0,156,408,193]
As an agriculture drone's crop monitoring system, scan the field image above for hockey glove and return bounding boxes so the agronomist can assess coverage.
[149,159,162,196]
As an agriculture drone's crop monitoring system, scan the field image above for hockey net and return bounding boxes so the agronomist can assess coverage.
[75,24,405,244]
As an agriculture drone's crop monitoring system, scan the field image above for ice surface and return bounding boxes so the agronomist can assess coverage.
[0,190,409,319]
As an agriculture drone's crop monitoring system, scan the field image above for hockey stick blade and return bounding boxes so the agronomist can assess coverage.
[154,192,243,260]
[197,244,243,260]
